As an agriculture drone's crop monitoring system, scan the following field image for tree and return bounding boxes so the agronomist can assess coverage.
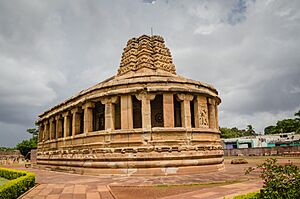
[276,119,299,133]
[295,111,300,134]
[263,110,300,135]
[264,125,277,135]
[16,127,38,158]
[246,124,256,135]
[220,126,256,138]
[16,137,37,158]
[295,110,300,119]
[220,127,240,138]
[27,127,39,137]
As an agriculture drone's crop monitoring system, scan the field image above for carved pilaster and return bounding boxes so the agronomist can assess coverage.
[62,111,70,138]
[55,115,62,138]
[82,102,95,133]
[121,95,133,130]
[49,117,56,140]
[38,123,44,142]
[215,103,219,130]
[101,97,118,130]
[43,120,49,141]
[208,98,216,129]
[136,92,156,130]
[176,94,194,128]
[71,107,82,136]
[195,96,209,128]
[163,93,174,128]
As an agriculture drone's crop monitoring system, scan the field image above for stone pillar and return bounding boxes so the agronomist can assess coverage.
[55,115,62,139]
[82,102,95,133]
[101,97,118,130]
[163,93,174,128]
[136,92,156,130]
[49,117,55,140]
[195,96,209,128]
[208,98,216,129]
[44,120,49,141]
[215,102,219,130]
[38,123,44,142]
[121,95,133,130]
[194,97,200,128]
[62,112,70,138]
[71,107,82,136]
[177,94,194,128]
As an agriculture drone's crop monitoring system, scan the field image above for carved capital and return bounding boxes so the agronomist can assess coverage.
[43,120,49,125]
[135,92,156,101]
[101,96,118,104]
[55,115,62,120]
[49,117,55,122]
[208,98,216,105]
[71,107,82,114]
[82,101,95,109]
[176,94,194,101]
[197,96,207,104]
[62,111,70,117]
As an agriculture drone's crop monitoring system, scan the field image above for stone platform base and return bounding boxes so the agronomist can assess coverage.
[35,163,224,176]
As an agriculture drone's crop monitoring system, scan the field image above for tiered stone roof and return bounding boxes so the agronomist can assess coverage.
[117,35,176,75]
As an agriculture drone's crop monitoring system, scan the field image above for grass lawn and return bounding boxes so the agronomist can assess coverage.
[0,177,9,186]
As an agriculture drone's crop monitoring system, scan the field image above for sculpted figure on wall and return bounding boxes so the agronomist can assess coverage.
[200,106,208,126]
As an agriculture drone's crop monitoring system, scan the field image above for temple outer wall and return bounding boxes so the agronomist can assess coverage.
[36,90,223,176]
[0,151,24,165]
[224,146,300,156]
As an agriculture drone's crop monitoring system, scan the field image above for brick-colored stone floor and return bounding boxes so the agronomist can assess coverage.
[159,180,263,199]
[23,184,114,199]
[11,157,299,199]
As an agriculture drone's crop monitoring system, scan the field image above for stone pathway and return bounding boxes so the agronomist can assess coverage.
[17,161,262,199]
[160,180,262,199]
[8,157,286,198]
[23,184,113,199]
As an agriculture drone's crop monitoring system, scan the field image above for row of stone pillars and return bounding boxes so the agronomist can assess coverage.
[38,93,218,142]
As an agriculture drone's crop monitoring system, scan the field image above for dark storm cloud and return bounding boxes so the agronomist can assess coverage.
[0,0,299,146]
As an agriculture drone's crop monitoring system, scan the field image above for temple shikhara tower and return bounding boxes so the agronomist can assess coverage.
[36,35,223,175]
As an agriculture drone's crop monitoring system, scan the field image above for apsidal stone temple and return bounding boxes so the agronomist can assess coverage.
[36,35,223,175]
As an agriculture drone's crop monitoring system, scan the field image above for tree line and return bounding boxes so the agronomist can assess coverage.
[221,110,300,139]
[264,110,300,135]
[220,125,257,139]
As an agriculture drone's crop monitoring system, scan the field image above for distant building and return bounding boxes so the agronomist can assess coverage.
[223,133,300,149]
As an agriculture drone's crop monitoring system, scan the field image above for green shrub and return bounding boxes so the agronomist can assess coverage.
[233,191,260,199]
[0,168,26,180]
[0,168,35,199]
[246,158,300,199]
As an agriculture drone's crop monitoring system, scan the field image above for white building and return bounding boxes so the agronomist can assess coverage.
[223,133,300,149]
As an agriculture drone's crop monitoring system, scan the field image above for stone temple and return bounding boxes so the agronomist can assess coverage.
[36,35,223,175]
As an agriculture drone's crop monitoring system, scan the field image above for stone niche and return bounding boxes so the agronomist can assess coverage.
[36,35,223,176]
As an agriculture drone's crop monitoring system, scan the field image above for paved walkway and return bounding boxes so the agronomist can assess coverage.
[160,180,262,199]
[6,158,276,199]
[24,184,113,199]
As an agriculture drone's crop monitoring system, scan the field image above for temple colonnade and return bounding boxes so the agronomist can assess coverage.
[38,93,218,143]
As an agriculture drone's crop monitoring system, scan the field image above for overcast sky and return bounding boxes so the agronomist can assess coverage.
[0,0,299,147]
